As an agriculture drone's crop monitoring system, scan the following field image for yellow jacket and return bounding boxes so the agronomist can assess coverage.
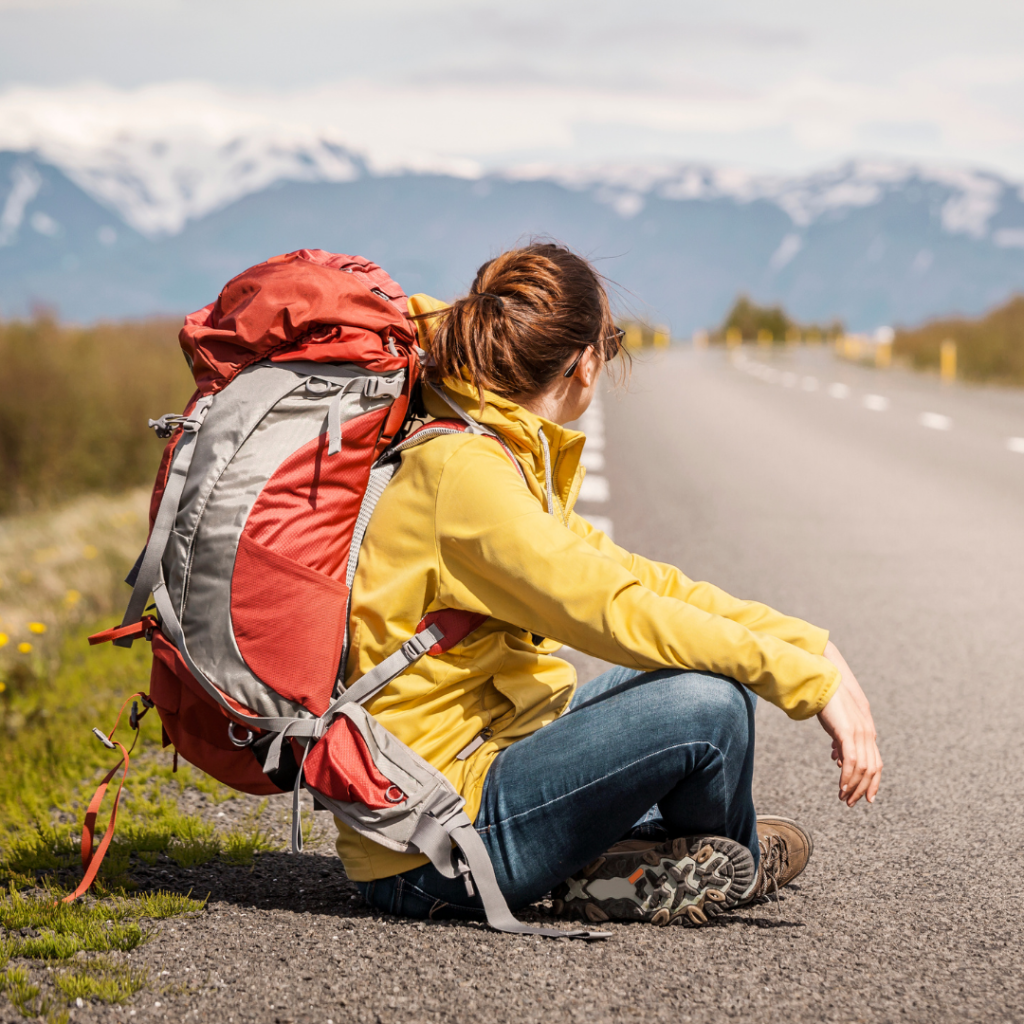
[335,295,841,881]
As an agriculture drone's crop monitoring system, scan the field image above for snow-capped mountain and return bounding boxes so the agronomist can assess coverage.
[2,141,1024,331]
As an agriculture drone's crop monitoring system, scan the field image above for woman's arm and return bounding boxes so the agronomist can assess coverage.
[569,513,830,655]
[434,441,841,720]
[816,641,883,805]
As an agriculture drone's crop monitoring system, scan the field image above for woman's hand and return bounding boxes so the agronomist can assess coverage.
[816,641,883,806]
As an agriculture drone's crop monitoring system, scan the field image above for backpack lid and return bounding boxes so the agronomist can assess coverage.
[179,249,416,396]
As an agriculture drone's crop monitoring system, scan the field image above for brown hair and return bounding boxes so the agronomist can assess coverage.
[417,243,621,400]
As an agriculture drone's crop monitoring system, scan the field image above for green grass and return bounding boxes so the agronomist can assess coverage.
[0,509,285,1018]
[0,884,203,1022]
[54,962,149,1005]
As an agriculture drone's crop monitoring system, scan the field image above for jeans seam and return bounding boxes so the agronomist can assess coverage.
[395,875,482,913]
[486,740,722,829]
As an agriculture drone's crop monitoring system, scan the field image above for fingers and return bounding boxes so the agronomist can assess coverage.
[817,680,883,807]
[843,731,883,807]
[839,732,868,805]
[867,749,883,803]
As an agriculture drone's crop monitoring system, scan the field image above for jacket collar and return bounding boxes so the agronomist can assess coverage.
[423,378,587,522]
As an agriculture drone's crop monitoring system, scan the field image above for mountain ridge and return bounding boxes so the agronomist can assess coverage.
[2,147,1023,332]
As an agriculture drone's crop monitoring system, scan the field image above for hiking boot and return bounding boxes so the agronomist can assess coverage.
[750,815,814,901]
[551,835,757,927]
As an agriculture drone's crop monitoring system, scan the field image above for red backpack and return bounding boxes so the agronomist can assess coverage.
[79,249,601,941]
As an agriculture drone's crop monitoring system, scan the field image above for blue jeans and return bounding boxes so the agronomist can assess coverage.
[354,666,759,920]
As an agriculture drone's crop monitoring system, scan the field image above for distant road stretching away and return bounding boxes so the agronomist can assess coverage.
[566,345,1024,1020]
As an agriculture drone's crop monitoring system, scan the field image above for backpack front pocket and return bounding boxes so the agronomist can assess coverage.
[230,532,348,715]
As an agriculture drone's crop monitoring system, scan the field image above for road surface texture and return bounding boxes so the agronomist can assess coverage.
[42,347,1024,1024]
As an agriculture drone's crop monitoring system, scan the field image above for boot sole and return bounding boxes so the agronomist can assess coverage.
[552,835,756,927]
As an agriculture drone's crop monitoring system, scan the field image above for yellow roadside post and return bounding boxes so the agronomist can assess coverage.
[874,326,894,369]
[624,324,643,351]
[757,328,772,350]
[940,338,957,382]
[725,327,742,349]
[653,325,670,349]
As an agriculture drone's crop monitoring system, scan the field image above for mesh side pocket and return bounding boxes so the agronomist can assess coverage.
[231,532,348,716]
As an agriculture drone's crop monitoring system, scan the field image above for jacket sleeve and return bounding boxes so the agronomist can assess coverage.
[434,441,840,721]
[568,512,830,656]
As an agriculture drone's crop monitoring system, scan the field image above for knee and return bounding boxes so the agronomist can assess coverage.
[660,671,754,748]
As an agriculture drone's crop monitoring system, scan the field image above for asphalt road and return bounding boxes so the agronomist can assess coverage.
[56,347,1024,1024]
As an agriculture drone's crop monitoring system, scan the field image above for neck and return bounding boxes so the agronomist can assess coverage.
[512,380,578,425]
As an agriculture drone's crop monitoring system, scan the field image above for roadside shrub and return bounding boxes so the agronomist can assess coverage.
[894,294,1024,385]
[0,315,193,514]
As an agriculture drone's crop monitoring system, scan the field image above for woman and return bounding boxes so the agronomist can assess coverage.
[338,242,883,926]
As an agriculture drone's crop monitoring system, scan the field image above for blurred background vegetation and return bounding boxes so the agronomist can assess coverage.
[712,294,844,343]
[711,292,1024,386]
[0,316,194,514]
[893,295,1024,386]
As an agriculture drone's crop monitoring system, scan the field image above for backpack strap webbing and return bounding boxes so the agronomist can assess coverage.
[115,394,213,647]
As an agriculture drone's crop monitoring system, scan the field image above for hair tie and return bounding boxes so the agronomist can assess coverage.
[473,292,505,309]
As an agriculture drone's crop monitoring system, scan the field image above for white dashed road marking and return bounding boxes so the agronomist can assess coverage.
[727,354,1016,455]
[919,412,953,431]
[580,475,610,503]
[585,515,615,538]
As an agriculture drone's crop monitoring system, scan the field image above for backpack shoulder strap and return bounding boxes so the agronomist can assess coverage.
[393,418,526,482]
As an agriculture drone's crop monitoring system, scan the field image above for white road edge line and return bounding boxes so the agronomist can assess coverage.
[827,383,850,399]
[862,394,890,411]
[919,412,953,431]
[577,390,614,540]
[1007,437,1024,454]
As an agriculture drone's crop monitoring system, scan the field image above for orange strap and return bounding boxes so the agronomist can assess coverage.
[88,616,158,646]
[62,741,130,903]
[61,690,148,903]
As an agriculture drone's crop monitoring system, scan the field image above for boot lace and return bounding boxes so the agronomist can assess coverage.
[757,833,789,909]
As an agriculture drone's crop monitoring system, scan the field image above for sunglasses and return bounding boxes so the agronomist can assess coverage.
[563,328,626,378]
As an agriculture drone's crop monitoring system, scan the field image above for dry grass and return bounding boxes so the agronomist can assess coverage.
[894,293,1024,385]
[0,316,194,514]
[0,487,151,680]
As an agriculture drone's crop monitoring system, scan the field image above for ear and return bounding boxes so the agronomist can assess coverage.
[575,346,601,388]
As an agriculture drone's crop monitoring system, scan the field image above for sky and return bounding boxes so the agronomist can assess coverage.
[1,0,1023,179]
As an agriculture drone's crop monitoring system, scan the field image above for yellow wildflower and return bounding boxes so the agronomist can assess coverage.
[28,622,47,634]
[0,681,5,694]
[0,633,8,648]
[82,545,99,560]
[17,642,32,654]
[64,589,82,607]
